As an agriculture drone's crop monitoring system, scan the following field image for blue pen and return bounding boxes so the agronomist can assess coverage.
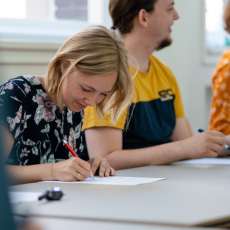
[197,128,230,150]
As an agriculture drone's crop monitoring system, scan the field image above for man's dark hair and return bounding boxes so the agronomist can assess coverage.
[109,0,158,35]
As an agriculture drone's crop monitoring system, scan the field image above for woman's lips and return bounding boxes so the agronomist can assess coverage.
[76,101,86,109]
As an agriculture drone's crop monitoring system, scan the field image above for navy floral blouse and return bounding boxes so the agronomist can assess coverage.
[0,76,85,165]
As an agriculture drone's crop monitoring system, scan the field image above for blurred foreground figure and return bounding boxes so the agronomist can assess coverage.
[0,125,16,230]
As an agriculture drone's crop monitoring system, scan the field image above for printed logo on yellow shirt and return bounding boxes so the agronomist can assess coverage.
[159,89,173,101]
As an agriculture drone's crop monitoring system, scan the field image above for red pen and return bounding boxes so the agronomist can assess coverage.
[63,139,94,180]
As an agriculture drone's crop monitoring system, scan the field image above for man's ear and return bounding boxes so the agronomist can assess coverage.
[138,9,149,28]
[60,60,70,74]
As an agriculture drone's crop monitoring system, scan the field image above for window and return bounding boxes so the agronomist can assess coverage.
[0,0,105,23]
[205,0,229,48]
[203,0,230,64]
[0,0,111,45]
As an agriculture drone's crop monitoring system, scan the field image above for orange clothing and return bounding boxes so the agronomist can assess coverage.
[209,48,230,135]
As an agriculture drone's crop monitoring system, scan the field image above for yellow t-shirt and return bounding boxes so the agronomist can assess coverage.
[82,55,184,149]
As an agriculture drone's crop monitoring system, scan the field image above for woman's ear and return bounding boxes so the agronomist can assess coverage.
[138,9,148,28]
[60,60,70,74]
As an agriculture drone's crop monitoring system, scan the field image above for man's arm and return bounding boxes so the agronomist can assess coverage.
[170,117,192,141]
[172,118,230,157]
[85,124,226,170]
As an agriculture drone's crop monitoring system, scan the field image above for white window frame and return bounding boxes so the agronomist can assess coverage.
[0,0,112,50]
[202,0,229,65]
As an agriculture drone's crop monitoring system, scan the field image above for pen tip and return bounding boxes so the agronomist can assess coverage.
[90,175,95,180]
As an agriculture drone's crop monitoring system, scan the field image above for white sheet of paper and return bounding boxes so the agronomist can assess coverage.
[43,176,166,186]
[9,192,42,203]
[172,158,230,165]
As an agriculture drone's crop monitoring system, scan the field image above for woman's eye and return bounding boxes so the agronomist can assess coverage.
[82,87,91,92]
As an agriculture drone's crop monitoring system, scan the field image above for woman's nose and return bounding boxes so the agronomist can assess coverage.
[85,94,104,107]
[85,94,98,107]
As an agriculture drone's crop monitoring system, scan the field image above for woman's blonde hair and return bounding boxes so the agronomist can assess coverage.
[45,25,134,125]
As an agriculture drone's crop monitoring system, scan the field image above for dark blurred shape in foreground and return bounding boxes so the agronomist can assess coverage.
[0,126,16,230]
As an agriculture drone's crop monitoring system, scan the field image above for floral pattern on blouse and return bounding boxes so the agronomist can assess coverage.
[209,48,230,135]
[0,76,84,165]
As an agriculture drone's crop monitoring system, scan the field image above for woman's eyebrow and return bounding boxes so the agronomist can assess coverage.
[102,90,112,94]
[82,84,96,90]
[83,84,112,93]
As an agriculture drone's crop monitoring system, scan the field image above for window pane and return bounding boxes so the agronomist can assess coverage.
[0,0,26,19]
[55,0,88,21]
[205,0,230,47]
[0,0,103,23]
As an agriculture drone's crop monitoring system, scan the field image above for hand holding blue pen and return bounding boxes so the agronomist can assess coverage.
[197,128,230,150]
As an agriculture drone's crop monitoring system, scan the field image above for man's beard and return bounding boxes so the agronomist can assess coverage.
[156,38,172,51]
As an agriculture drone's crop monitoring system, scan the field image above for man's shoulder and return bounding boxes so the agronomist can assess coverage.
[149,55,175,78]
[150,55,171,71]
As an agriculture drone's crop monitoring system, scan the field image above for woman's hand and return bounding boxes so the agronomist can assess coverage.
[52,158,91,182]
[88,156,115,177]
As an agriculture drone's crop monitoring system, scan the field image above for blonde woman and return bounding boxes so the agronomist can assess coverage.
[0,25,133,184]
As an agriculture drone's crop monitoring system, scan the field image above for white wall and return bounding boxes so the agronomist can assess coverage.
[154,0,222,134]
[0,42,58,85]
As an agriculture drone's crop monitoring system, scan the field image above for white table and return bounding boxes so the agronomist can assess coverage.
[11,164,230,228]
[15,216,218,230]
